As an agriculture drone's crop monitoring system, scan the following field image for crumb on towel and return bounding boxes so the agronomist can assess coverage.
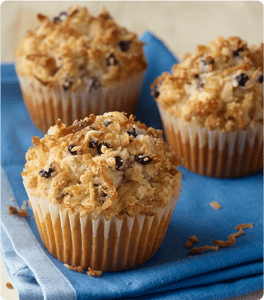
[210,201,222,210]
[8,205,28,217]
[6,282,13,289]
[87,267,102,277]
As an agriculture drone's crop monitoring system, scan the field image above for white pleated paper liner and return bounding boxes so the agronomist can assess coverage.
[24,180,182,272]
[158,104,263,178]
[17,71,145,133]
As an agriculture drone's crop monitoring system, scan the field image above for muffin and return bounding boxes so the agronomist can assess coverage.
[21,112,182,271]
[151,36,263,178]
[15,6,147,132]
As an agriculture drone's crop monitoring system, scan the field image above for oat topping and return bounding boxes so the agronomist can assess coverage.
[15,6,147,90]
[152,36,263,131]
[22,112,182,219]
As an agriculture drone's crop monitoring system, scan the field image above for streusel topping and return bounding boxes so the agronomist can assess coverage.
[22,112,182,219]
[152,36,263,132]
[15,6,147,91]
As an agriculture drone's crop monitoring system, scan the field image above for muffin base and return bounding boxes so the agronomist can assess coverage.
[17,71,145,132]
[158,105,263,178]
[25,184,182,272]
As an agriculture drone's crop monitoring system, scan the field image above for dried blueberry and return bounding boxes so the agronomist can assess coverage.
[97,143,109,155]
[126,127,138,138]
[89,138,99,149]
[115,156,123,169]
[235,73,249,87]
[194,74,200,79]
[39,168,54,179]
[197,79,204,88]
[68,144,78,155]
[104,120,112,127]
[78,64,85,70]
[233,47,244,57]
[63,79,73,91]
[200,57,214,73]
[153,90,160,98]
[119,41,131,52]
[135,154,153,165]
[258,74,263,84]
[53,11,69,24]
[107,54,118,66]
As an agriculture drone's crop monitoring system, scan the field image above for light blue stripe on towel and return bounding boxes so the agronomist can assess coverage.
[1,167,77,300]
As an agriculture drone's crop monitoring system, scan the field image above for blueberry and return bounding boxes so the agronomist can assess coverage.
[197,79,204,88]
[53,11,69,24]
[89,138,99,149]
[153,90,160,98]
[115,156,123,169]
[235,73,249,87]
[233,47,244,57]
[126,127,138,138]
[135,154,152,165]
[258,74,263,84]
[119,41,131,52]
[63,79,73,91]
[39,168,54,179]
[194,74,200,79]
[91,78,100,90]
[97,143,109,155]
[107,54,118,66]
[104,120,112,127]
[68,144,78,155]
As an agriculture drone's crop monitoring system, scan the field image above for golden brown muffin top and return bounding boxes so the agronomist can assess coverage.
[15,6,147,91]
[152,36,263,132]
[22,112,182,220]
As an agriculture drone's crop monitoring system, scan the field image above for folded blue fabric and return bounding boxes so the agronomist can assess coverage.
[1,31,263,300]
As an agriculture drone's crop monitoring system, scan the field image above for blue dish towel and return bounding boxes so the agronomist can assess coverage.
[1,31,263,300]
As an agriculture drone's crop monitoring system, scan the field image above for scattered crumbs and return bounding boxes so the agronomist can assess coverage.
[188,223,253,255]
[185,235,199,249]
[28,200,32,208]
[87,267,102,277]
[210,201,222,210]
[235,223,253,231]
[6,282,13,289]
[188,245,219,255]
[189,235,199,243]
[10,197,14,201]
[30,217,34,220]
[21,205,27,211]
[8,206,29,217]
[185,240,193,249]
[23,200,28,206]
[64,264,83,273]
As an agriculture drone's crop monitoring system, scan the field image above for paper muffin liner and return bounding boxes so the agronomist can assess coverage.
[24,181,182,272]
[17,71,145,133]
[158,105,263,178]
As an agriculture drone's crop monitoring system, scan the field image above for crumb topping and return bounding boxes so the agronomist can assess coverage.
[152,36,263,132]
[15,6,147,90]
[22,112,182,219]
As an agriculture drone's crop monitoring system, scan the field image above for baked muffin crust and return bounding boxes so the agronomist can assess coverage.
[152,36,263,132]
[22,112,182,220]
[15,6,147,91]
